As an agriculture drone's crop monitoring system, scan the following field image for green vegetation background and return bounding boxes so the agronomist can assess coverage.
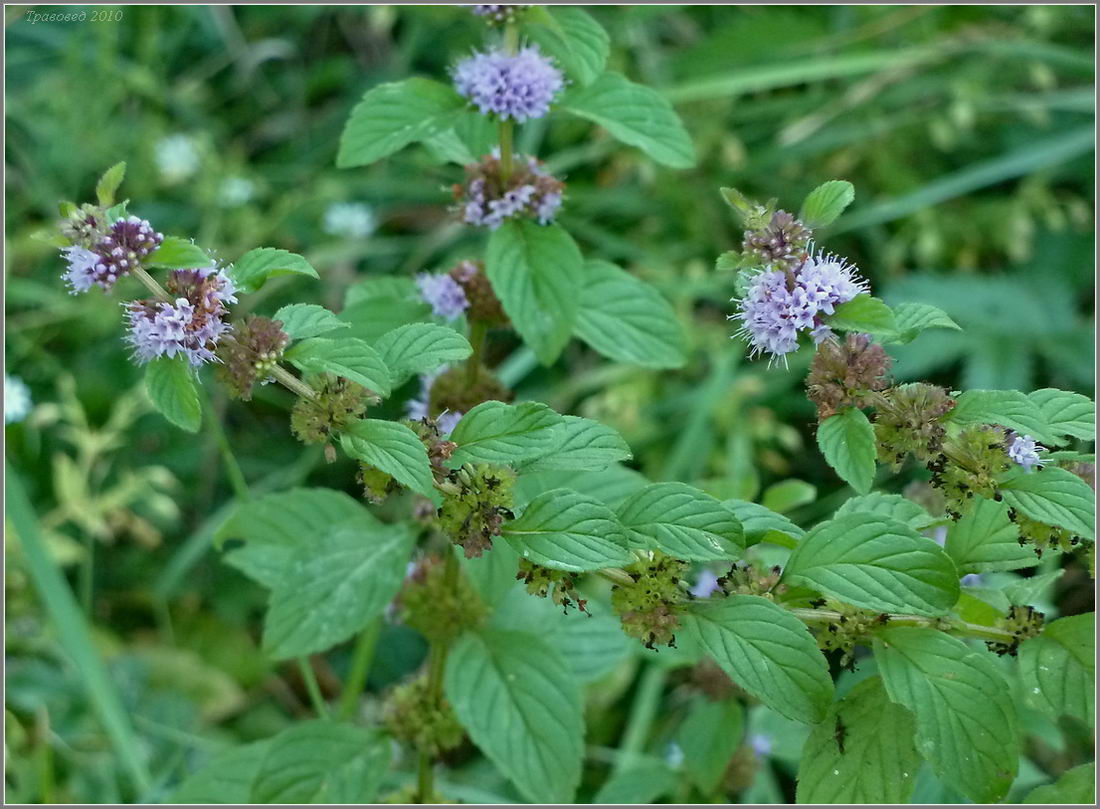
[4,4,1094,803]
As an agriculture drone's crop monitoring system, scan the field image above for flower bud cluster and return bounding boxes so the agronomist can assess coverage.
[516,559,588,614]
[806,333,892,420]
[812,601,886,670]
[741,210,811,272]
[289,373,371,444]
[125,267,236,366]
[437,463,516,558]
[611,553,689,650]
[1009,507,1076,556]
[61,212,164,294]
[927,424,1011,518]
[383,672,465,758]
[397,555,488,644]
[449,260,509,326]
[429,365,512,417]
[455,152,564,230]
[215,316,290,400]
[873,383,956,467]
[986,604,1044,656]
[717,562,788,600]
[470,5,529,24]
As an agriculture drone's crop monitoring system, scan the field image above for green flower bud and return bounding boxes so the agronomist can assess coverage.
[611,553,689,650]
[428,366,512,418]
[398,555,487,644]
[873,383,955,468]
[289,373,370,445]
[927,424,1011,518]
[516,558,588,614]
[717,562,787,600]
[382,673,464,758]
[437,464,516,559]
[811,600,884,670]
[987,604,1044,656]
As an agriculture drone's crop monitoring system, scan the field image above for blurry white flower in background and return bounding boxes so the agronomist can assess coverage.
[323,202,376,239]
[155,134,200,184]
[5,375,32,424]
[218,176,255,208]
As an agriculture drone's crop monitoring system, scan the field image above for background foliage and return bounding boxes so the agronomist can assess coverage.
[4,4,1094,803]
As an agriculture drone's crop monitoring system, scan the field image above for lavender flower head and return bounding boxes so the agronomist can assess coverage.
[125,266,236,366]
[471,5,529,24]
[61,216,164,294]
[453,45,563,123]
[732,250,869,362]
[750,732,773,758]
[416,272,469,320]
[458,152,564,229]
[1007,434,1046,473]
[690,568,721,599]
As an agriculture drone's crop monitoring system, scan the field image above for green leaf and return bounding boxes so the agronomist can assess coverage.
[798,180,854,228]
[340,297,431,343]
[796,677,922,804]
[445,630,584,803]
[827,294,898,337]
[229,247,319,294]
[273,304,349,341]
[887,302,962,344]
[1028,388,1095,441]
[285,337,391,396]
[593,763,678,804]
[944,496,1035,574]
[449,400,563,466]
[527,7,609,86]
[552,608,633,683]
[761,479,817,514]
[422,111,498,165]
[1018,612,1094,727]
[502,488,631,572]
[218,488,376,587]
[146,236,211,270]
[722,499,805,546]
[783,513,959,615]
[262,521,415,659]
[251,720,390,803]
[835,492,940,531]
[171,740,271,803]
[681,595,833,723]
[684,700,747,781]
[573,260,687,369]
[1023,762,1095,804]
[816,407,877,493]
[617,482,745,561]
[486,220,584,365]
[999,465,1095,537]
[339,419,435,497]
[145,356,201,432]
[516,415,632,474]
[949,389,1056,445]
[373,323,472,387]
[874,627,1019,803]
[336,78,465,168]
[677,696,743,794]
[95,161,126,206]
[559,72,696,169]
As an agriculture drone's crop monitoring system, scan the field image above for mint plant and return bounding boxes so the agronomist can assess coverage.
[42,5,1093,805]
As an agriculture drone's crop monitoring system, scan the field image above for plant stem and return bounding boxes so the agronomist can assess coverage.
[79,533,94,615]
[466,320,488,387]
[202,390,251,501]
[498,119,514,182]
[131,265,170,300]
[298,656,330,719]
[337,618,383,721]
[789,608,1016,644]
[612,663,668,775]
[416,552,459,803]
[270,364,318,400]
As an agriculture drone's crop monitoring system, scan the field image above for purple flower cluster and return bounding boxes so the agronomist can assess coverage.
[470,4,529,23]
[405,369,463,436]
[416,272,470,320]
[62,216,163,294]
[453,45,562,123]
[459,153,564,229]
[733,251,869,361]
[1007,434,1045,473]
[125,267,237,366]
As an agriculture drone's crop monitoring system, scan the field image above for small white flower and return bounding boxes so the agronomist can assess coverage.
[155,134,200,183]
[218,176,255,208]
[323,202,376,239]
[5,375,33,424]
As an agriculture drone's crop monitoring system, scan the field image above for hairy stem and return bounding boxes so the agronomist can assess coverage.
[789,607,1016,644]
[466,319,488,387]
[417,552,460,803]
[297,656,330,719]
[498,119,514,183]
[337,618,383,721]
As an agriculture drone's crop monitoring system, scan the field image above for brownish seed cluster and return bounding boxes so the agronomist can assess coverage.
[428,366,512,417]
[450,260,509,326]
[289,373,371,444]
[872,382,956,467]
[806,333,893,420]
[215,316,290,400]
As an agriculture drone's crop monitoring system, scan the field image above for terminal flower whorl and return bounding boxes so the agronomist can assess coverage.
[453,45,563,123]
